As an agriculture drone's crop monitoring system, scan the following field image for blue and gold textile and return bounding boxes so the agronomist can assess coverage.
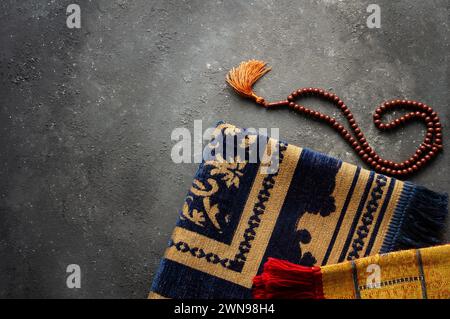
[150,122,447,299]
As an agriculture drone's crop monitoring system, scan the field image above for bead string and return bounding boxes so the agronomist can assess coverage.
[259,87,443,178]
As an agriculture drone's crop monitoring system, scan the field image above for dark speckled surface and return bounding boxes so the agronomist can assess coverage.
[0,0,448,298]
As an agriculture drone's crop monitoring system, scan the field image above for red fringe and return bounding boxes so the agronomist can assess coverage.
[252,258,325,299]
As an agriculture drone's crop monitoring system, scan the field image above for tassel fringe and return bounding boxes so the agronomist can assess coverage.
[226,59,271,105]
[381,183,448,253]
[253,258,325,299]
[395,185,448,249]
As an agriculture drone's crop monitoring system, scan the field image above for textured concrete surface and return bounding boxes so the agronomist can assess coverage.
[0,0,448,298]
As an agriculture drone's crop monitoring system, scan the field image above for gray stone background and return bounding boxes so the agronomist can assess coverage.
[0,0,448,298]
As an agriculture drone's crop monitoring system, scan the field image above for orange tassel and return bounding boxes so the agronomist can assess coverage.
[226,59,271,105]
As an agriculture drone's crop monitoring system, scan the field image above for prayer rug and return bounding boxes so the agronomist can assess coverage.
[149,122,447,299]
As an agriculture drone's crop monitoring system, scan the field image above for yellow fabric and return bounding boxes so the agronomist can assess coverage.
[322,245,450,299]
